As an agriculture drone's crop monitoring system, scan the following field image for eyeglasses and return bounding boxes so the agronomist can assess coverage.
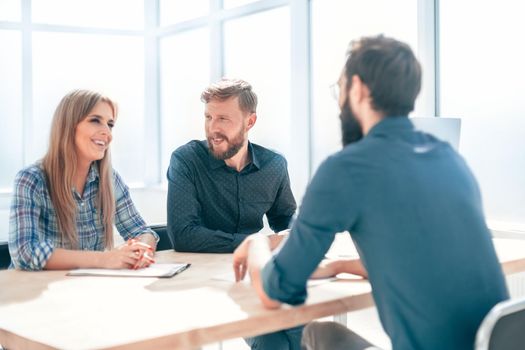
[329,82,340,101]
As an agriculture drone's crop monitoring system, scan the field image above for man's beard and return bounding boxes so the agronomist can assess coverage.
[340,99,363,147]
[207,128,245,160]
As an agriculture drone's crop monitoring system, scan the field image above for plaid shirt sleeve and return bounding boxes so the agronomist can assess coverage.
[9,168,55,270]
[113,170,158,242]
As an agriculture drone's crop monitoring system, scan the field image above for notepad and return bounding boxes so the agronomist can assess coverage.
[67,263,190,278]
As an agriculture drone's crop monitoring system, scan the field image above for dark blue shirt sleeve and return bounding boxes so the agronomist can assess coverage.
[266,159,296,232]
[167,151,249,253]
[262,156,360,304]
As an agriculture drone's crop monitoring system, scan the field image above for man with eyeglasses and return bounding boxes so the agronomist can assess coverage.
[232,35,509,350]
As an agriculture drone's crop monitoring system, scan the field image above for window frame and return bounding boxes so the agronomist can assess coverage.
[0,0,437,198]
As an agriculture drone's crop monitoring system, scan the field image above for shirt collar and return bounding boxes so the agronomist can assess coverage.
[72,163,99,197]
[207,141,260,170]
[366,116,412,137]
[248,142,260,169]
[86,162,100,183]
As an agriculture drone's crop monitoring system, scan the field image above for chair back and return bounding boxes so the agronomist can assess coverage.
[148,224,173,251]
[0,243,11,269]
[475,296,525,350]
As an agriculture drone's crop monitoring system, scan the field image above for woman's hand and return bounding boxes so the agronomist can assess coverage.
[99,239,155,269]
[127,239,155,269]
[132,233,157,269]
[99,245,140,269]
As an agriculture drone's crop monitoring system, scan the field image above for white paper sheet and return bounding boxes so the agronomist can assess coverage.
[67,263,190,278]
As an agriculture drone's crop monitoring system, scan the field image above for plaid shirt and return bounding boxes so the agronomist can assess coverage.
[8,163,158,270]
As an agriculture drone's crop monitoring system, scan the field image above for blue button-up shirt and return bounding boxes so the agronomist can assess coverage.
[9,163,157,270]
[167,140,296,253]
[262,117,509,350]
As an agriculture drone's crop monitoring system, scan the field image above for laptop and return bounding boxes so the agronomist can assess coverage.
[410,117,461,150]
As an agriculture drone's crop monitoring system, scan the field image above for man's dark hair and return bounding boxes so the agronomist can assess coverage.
[201,78,258,114]
[345,35,422,116]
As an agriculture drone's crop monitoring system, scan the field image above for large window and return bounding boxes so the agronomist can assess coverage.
[0,0,147,242]
[0,30,22,190]
[439,0,525,227]
[31,32,145,183]
[223,0,260,9]
[160,28,210,174]
[0,1,146,188]
[160,0,209,26]
[32,0,144,29]
[224,6,292,172]
[158,3,300,195]
[0,0,20,22]
[0,0,427,242]
[310,0,419,171]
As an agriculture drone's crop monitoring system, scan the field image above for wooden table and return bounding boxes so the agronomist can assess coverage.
[1,237,524,350]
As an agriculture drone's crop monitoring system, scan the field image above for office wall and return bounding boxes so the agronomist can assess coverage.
[440,0,525,229]
[310,0,419,171]
[127,187,168,225]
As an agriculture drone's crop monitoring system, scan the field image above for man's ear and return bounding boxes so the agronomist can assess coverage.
[350,74,370,103]
[246,113,257,131]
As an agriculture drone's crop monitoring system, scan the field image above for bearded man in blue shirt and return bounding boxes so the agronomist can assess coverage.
[167,78,300,349]
[233,35,509,350]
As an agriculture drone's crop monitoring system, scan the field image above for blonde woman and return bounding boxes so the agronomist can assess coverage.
[8,90,158,270]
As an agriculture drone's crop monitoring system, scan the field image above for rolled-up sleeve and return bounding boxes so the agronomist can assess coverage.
[261,156,359,305]
[9,170,54,270]
[113,171,158,242]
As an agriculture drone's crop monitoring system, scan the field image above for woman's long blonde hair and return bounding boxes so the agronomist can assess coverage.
[42,89,117,249]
